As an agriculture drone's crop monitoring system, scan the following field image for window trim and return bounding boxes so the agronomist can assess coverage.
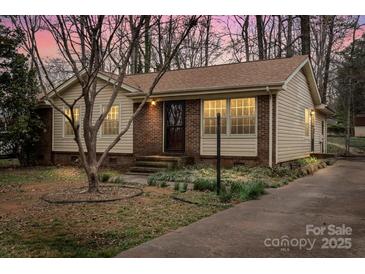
[100,104,121,137]
[201,97,257,138]
[63,106,80,138]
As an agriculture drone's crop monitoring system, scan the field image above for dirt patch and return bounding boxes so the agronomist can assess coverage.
[42,184,143,204]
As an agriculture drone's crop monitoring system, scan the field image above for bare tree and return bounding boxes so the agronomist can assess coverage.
[12,15,199,192]
[300,15,311,55]
[345,16,360,155]
[320,16,335,103]
[256,15,264,60]
[286,15,294,57]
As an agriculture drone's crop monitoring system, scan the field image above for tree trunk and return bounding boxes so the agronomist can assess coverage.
[144,16,151,73]
[300,15,311,56]
[346,79,351,156]
[287,15,293,57]
[277,15,282,58]
[204,16,211,66]
[244,16,250,61]
[256,15,264,60]
[129,16,139,74]
[321,16,335,104]
[86,164,100,193]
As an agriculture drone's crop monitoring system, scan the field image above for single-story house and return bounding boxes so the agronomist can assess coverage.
[354,114,365,137]
[36,55,333,169]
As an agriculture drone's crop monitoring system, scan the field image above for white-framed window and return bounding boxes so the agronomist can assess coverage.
[102,105,120,136]
[304,108,310,136]
[64,107,80,136]
[203,99,227,134]
[202,97,256,136]
[230,98,256,134]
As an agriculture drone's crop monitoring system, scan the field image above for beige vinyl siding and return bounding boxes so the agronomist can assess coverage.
[314,112,326,153]
[201,137,257,156]
[277,70,314,162]
[355,126,365,137]
[52,79,133,153]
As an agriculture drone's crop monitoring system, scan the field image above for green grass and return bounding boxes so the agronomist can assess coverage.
[328,136,365,154]
[0,158,19,168]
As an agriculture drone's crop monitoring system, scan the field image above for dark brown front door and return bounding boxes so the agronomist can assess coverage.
[165,101,185,153]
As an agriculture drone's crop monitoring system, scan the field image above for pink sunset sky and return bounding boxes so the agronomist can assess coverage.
[1,15,365,60]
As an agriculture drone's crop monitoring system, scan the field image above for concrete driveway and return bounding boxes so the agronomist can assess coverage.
[117,158,365,257]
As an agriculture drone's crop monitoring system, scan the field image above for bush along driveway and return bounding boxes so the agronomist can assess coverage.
[118,157,365,258]
[146,157,334,205]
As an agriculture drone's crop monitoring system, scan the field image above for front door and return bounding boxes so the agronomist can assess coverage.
[165,101,185,153]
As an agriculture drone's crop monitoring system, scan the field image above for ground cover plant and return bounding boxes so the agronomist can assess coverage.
[148,157,325,204]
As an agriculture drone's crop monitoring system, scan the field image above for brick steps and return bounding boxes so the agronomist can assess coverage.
[128,155,194,175]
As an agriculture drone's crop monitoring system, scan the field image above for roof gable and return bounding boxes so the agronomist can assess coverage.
[283,58,322,105]
[48,71,140,99]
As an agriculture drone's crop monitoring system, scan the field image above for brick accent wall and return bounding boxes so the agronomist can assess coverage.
[185,100,200,159]
[52,151,134,170]
[272,94,277,165]
[36,107,53,165]
[133,101,163,156]
[257,95,270,165]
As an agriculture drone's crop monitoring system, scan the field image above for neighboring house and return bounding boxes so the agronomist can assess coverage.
[354,114,365,137]
[37,55,333,168]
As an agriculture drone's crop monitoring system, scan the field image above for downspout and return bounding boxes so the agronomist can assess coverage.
[267,86,273,167]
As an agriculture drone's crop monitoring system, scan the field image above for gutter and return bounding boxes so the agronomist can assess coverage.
[126,83,284,100]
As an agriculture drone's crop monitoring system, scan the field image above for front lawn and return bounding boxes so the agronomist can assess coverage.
[0,166,222,257]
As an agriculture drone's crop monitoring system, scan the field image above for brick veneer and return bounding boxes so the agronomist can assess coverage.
[133,100,201,158]
[133,101,163,155]
[272,94,277,165]
[185,100,200,159]
[52,151,134,170]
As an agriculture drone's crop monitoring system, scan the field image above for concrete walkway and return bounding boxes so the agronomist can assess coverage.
[117,158,365,257]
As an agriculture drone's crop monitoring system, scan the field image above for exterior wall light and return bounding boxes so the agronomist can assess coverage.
[151,100,156,106]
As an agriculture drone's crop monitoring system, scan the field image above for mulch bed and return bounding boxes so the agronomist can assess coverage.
[41,184,143,204]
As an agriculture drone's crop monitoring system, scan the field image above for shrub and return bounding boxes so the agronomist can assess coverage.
[193,178,216,191]
[160,181,168,188]
[98,173,112,182]
[248,167,273,178]
[234,180,265,201]
[173,182,179,191]
[219,189,232,203]
[297,157,318,167]
[271,166,295,177]
[174,182,188,192]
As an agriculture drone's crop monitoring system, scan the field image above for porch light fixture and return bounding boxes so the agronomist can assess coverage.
[151,99,156,106]
[311,110,315,115]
